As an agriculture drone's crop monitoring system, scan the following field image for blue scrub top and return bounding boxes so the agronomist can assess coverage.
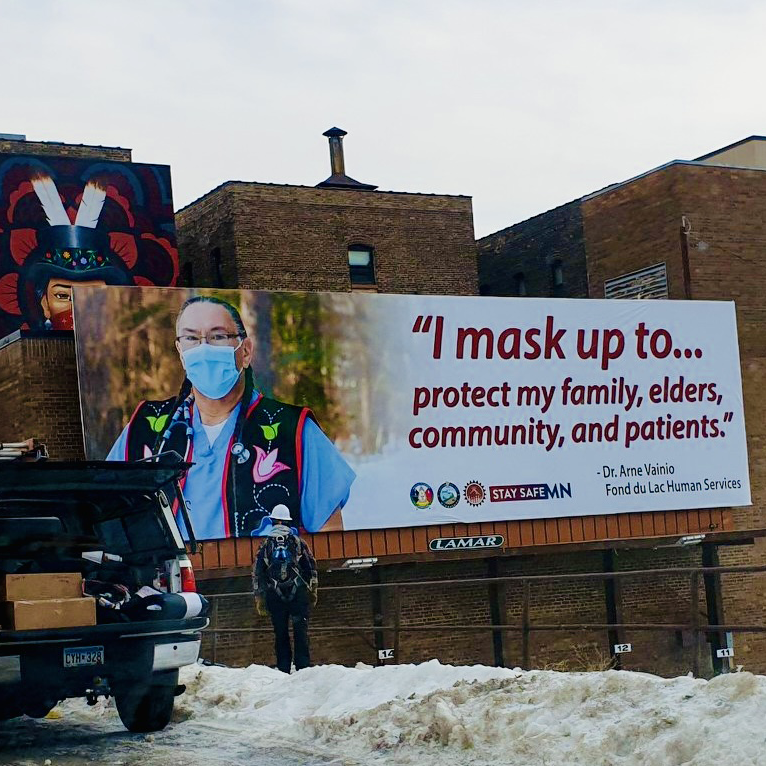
[106,395,355,539]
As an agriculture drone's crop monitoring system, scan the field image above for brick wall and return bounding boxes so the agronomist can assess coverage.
[0,139,130,162]
[581,162,766,673]
[197,544,752,676]
[674,165,766,670]
[175,185,237,288]
[0,333,84,459]
[497,551,607,671]
[380,559,495,666]
[476,199,588,298]
[582,166,686,300]
[581,164,766,532]
[610,546,712,676]
[177,182,478,295]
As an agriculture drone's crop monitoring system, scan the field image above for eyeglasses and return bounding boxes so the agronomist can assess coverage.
[176,332,243,350]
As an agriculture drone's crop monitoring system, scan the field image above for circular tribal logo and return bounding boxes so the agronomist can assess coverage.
[410,482,434,509]
[437,482,460,509]
[463,481,486,506]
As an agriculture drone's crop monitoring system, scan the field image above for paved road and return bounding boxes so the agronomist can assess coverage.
[0,713,356,766]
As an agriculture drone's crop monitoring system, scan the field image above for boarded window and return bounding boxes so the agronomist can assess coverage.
[604,262,668,300]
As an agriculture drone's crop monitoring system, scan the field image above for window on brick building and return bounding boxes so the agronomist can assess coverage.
[551,261,564,297]
[210,247,224,288]
[514,272,527,297]
[348,245,376,289]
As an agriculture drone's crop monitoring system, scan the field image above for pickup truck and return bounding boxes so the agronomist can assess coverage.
[0,459,207,732]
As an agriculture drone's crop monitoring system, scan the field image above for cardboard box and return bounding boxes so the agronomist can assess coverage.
[2,597,96,630]
[0,573,82,601]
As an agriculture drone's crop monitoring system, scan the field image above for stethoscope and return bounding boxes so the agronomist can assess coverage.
[155,393,251,464]
[155,394,194,456]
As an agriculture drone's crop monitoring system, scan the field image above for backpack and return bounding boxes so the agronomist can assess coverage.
[260,533,306,602]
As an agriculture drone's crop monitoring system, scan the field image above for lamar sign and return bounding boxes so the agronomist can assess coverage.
[429,535,504,551]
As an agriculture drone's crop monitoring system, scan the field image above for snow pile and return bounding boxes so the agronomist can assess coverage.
[175,660,519,723]
[174,661,766,765]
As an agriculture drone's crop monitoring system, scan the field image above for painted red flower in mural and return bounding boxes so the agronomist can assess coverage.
[0,272,19,316]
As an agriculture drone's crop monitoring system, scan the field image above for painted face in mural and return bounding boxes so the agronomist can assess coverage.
[26,226,132,331]
[41,278,107,331]
[175,301,254,401]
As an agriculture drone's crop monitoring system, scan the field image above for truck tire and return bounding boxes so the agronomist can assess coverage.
[115,670,178,733]
[24,699,56,718]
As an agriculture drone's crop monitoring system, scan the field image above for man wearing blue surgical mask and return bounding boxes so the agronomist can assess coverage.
[106,295,356,539]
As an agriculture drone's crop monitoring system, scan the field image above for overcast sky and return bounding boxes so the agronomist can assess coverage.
[4,1,766,237]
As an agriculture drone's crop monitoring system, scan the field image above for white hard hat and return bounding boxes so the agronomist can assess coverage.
[269,504,292,521]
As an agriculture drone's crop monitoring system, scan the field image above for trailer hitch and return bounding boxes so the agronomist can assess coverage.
[85,676,111,706]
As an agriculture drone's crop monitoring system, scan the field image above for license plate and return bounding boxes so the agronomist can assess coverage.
[63,646,104,668]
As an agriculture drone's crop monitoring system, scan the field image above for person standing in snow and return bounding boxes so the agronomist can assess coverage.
[253,504,319,673]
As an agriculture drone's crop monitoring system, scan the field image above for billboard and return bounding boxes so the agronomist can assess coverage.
[73,286,750,539]
[0,153,177,336]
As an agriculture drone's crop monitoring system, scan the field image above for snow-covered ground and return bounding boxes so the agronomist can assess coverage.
[15,661,766,765]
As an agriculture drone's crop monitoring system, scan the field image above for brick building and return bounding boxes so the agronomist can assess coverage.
[477,199,588,299]
[0,131,756,677]
[477,136,766,672]
[176,128,477,296]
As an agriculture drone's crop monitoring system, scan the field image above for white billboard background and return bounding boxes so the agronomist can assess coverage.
[338,294,750,529]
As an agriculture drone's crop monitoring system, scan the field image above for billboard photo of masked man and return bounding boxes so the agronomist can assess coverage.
[0,153,178,335]
[73,287,357,540]
[74,286,751,538]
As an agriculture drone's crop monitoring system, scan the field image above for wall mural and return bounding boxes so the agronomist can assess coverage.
[0,153,177,335]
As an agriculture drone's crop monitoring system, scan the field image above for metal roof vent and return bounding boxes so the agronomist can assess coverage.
[316,127,377,190]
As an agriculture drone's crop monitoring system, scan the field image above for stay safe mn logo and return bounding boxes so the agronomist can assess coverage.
[489,483,572,502]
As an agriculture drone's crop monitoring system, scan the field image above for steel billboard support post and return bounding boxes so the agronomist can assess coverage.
[371,568,385,665]
[212,597,219,665]
[690,571,701,677]
[487,557,505,667]
[393,585,402,662]
[522,579,531,670]
[603,550,622,670]
[702,542,725,674]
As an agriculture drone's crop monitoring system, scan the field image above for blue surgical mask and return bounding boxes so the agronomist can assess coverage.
[182,342,243,399]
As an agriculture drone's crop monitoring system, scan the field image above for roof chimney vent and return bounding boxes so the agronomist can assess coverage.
[316,127,377,191]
